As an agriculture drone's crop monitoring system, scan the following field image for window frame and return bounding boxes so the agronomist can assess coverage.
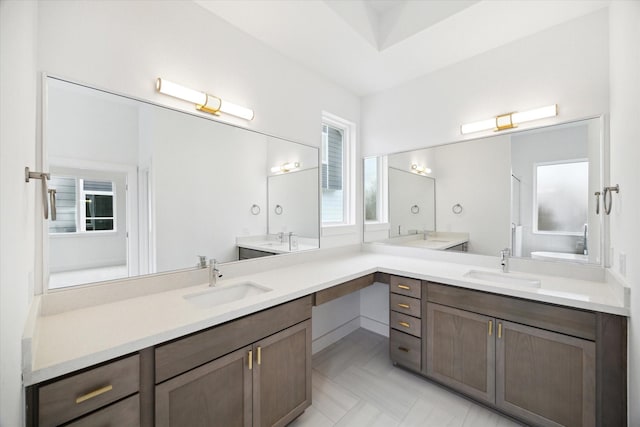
[321,112,356,228]
[79,178,117,233]
[364,155,388,224]
[532,158,588,236]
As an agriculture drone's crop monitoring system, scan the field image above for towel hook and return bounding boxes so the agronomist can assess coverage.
[410,205,420,214]
[603,185,619,215]
[452,203,463,215]
[250,204,261,215]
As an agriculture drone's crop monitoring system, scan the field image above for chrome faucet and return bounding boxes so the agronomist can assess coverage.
[209,258,222,287]
[500,248,510,273]
[197,255,207,269]
[583,223,588,255]
[277,232,285,243]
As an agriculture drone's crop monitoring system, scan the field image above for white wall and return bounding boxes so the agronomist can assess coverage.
[387,168,435,236]
[268,169,319,239]
[0,2,38,426]
[609,2,640,425]
[361,9,609,156]
[432,136,511,256]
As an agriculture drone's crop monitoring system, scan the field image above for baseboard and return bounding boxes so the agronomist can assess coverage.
[360,316,389,337]
[312,316,361,354]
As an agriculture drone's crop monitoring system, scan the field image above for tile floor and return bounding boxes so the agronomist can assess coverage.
[290,328,523,427]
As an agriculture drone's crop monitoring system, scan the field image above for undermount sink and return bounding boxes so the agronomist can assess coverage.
[464,270,541,288]
[184,282,272,309]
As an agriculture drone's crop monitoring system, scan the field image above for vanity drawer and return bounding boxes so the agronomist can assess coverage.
[390,275,421,299]
[38,354,140,427]
[389,329,421,371]
[390,293,421,318]
[66,394,140,427]
[390,311,421,338]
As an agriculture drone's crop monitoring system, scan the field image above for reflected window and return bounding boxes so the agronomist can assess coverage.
[321,112,355,226]
[364,157,378,222]
[49,176,116,234]
[534,160,588,234]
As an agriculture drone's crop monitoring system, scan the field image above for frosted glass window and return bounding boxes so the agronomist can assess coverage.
[535,161,588,234]
[364,157,378,222]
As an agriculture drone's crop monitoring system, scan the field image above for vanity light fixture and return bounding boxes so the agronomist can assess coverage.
[156,78,255,121]
[271,162,300,174]
[411,164,432,174]
[460,104,557,135]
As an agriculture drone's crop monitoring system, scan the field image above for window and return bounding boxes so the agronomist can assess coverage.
[534,160,588,234]
[363,156,388,223]
[49,176,116,234]
[321,112,355,226]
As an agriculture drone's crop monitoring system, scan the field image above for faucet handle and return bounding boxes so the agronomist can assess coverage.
[501,248,511,256]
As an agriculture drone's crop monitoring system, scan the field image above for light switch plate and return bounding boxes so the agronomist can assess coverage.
[619,252,627,277]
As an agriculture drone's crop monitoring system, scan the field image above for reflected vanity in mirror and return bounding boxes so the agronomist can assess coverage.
[44,76,319,289]
[364,117,603,265]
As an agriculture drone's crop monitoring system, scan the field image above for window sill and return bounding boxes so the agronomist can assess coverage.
[321,224,358,237]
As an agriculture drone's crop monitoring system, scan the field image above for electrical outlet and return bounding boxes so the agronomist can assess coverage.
[619,252,627,277]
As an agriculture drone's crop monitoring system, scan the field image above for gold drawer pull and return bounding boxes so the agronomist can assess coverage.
[498,323,503,339]
[397,284,411,290]
[398,346,409,353]
[397,303,410,309]
[257,346,261,365]
[75,385,113,404]
[488,320,493,336]
[248,350,253,370]
[399,321,411,328]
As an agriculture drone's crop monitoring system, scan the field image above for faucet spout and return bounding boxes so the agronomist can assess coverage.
[500,248,510,273]
[209,259,222,286]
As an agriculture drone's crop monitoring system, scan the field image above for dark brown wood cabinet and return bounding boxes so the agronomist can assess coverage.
[496,320,595,427]
[388,275,423,372]
[426,303,495,405]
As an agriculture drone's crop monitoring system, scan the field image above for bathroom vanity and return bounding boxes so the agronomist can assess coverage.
[23,249,628,427]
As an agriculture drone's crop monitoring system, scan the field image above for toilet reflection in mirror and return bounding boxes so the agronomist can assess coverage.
[364,117,602,265]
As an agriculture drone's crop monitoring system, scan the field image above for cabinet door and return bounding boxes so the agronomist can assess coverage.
[155,346,252,427]
[496,320,595,427]
[253,319,311,427]
[426,303,495,404]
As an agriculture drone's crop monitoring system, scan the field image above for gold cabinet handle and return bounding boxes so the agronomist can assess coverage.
[397,303,410,309]
[488,320,493,336]
[248,350,253,370]
[398,346,409,353]
[75,385,113,404]
[498,323,503,339]
[397,284,411,290]
[257,346,261,365]
[399,321,411,328]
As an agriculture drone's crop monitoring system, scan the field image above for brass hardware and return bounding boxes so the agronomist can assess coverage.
[257,346,261,365]
[397,303,410,309]
[196,104,220,115]
[397,284,411,290]
[398,346,409,353]
[248,350,253,370]
[399,321,411,328]
[495,112,516,131]
[498,323,503,339]
[75,385,113,404]
[488,320,493,336]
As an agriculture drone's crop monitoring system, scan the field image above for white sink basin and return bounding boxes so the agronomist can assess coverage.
[464,270,541,288]
[184,282,272,309]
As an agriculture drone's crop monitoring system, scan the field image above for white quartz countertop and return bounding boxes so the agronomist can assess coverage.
[24,251,628,386]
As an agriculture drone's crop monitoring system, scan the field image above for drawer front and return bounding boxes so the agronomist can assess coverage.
[390,311,421,338]
[390,275,421,299]
[390,293,421,318]
[389,330,421,371]
[39,354,140,427]
[66,394,140,427]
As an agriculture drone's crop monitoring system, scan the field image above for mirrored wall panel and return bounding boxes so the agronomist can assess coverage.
[364,118,603,264]
[45,77,319,289]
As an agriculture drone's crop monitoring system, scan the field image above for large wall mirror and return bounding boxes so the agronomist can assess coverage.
[44,76,320,290]
[364,117,603,265]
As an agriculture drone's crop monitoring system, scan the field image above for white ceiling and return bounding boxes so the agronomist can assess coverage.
[195,0,609,96]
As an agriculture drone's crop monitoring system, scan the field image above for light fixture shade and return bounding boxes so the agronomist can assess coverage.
[156,78,207,106]
[411,164,432,174]
[460,104,557,135]
[271,162,300,173]
[156,77,254,120]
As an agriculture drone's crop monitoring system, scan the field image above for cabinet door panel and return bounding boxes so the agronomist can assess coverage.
[426,303,495,404]
[254,320,311,427]
[496,321,595,427]
[155,346,252,427]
